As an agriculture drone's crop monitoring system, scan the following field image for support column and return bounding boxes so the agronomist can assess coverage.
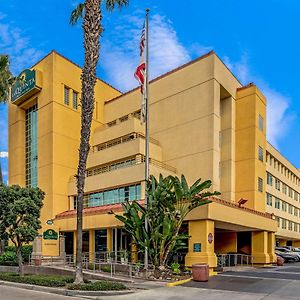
[32,235,42,266]
[131,242,138,263]
[89,229,95,262]
[268,232,276,263]
[106,228,113,252]
[59,234,66,259]
[185,220,217,274]
[252,231,270,264]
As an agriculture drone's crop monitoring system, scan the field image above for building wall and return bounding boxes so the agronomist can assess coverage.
[266,142,300,243]
[8,51,120,255]
[235,85,267,212]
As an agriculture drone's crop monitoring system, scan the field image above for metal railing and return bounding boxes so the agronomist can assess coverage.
[217,253,253,268]
[65,251,153,280]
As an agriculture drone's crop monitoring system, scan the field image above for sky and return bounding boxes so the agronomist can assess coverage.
[0,0,300,183]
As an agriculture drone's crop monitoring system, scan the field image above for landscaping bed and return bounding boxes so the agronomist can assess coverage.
[0,272,127,291]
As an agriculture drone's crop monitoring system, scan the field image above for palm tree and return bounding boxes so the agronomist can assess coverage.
[70,0,129,284]
[0,55,13,103]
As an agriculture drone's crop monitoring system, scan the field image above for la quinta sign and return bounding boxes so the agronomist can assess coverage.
[11,69,42,105]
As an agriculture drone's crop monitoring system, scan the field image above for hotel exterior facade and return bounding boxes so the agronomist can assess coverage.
[8,50,300,271]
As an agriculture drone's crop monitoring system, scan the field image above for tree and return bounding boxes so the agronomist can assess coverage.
[0,55,13,103]
[70,0,129,284]
[112,174,220,270]
[0,185,44,276]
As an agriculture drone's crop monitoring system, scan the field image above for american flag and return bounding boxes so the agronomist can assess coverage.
[134,22,147,123]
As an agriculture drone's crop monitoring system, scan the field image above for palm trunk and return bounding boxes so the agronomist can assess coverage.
[75,0,101,284]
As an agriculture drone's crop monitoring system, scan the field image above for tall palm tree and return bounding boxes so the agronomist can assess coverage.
[70,0,129,284]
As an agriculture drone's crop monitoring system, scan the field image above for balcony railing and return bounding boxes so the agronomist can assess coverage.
[93,132,159,153]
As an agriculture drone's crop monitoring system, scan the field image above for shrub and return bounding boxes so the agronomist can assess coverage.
[0,273,74,287]
[67,280,126,291]
[5,245,32,263]
[101,265,112,273]
[0,251,17,266]
[171,262,181,275]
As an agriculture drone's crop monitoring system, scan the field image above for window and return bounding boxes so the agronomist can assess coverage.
[25,105,38,187]
[258,114,264,131]
[282,201,287,212]
[266,193,272,206]
[275,179,281,191]
[267,173,273,186]
[288,204,293,214]
[288,221,293,231]
[258,177,263,192]
[275,198,280,209]
[282,219,287,229]
[289,187,293,198]
[275,216,280,227]
[294,223,298,232]
[294,192,299,202]
[73,184,141,209]
[64,86,70,105]
[72,91,78,109]
[258,146,264,162]
[282,183,287,194]
[294,207,298,217]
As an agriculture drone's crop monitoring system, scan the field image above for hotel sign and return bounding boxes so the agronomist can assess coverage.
[11,69,42,105]
[43,229,58,240]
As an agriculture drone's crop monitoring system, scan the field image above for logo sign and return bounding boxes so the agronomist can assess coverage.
[43,229,58,240]
[193,243,201,252]
[11,69,41,105]
[208,233,213,244]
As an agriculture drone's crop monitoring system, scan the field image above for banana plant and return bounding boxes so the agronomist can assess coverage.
[111,174,220,269]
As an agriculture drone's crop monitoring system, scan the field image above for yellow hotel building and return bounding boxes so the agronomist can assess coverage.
[8,50,300,271]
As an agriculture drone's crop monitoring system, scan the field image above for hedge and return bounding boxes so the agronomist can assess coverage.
[0,273,74,287]
[67,281,127,291]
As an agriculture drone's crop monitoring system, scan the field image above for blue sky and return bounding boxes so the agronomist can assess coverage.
[0,0,300,183]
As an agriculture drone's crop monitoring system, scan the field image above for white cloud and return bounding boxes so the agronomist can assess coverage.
[101,11,203,92]
[224,54,295,148]
[0,152,8,158]
[0,15,44,75]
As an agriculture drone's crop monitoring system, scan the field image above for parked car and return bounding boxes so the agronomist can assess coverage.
[275,247,300,262]
[275,250,298,263]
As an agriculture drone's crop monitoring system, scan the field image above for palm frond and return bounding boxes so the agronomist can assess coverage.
[70,3,85,25]
[105,0,129,11]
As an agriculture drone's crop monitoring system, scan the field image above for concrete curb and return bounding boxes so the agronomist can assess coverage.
[0,280,135,298]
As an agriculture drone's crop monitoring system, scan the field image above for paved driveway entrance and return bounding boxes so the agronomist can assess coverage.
[183,263,300,298]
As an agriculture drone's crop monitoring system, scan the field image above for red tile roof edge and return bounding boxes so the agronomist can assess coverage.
[55,200,145,220]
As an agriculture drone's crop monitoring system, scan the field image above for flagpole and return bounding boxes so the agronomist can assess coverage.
[144,8,150,271]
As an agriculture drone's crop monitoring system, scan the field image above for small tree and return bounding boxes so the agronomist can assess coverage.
[0,185,44,276]
[112,174,220,269]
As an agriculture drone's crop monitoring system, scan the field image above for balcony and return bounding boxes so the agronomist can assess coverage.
[87,134,162,168]
[92,114,144,146]
[68,156,177,195]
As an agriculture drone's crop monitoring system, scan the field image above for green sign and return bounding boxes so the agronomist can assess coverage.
[43,229,58,240]
[193,243,201,252]
[11,69,37,103]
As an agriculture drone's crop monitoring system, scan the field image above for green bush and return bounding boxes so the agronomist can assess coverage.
[0,273,74,287]
[4,245,32,263]
[0,251,17,266]
[101,265,112,273]
[67,280,126,291]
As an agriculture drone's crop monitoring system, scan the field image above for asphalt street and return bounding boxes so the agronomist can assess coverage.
[0,285,81,300]
[2,263,300,299]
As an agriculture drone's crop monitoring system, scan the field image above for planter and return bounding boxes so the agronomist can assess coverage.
[192,264,209,282]
[277,256,284,266]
